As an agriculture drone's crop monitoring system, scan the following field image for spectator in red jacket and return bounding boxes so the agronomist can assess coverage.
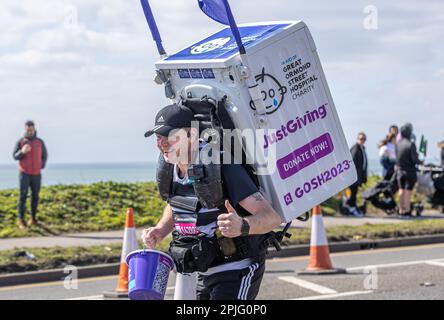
[13,121,48,229]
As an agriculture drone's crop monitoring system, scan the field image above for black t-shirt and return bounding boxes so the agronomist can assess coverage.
[396,138,421,175]
[170,164,258,237]
[221,164,259,214]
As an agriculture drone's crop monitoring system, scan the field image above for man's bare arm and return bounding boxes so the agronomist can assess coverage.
[238,192,282,235]
[141,204,175,248]
[156,203,175,237]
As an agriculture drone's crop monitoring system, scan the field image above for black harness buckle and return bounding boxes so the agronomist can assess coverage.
[237,243,249,256]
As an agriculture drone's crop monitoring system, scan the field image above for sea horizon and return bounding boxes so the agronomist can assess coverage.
[0,159,386,191]
[0,161,158,190]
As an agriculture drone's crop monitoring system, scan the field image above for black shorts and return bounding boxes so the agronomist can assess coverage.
[195,261,265,300]
[397,171,417,191]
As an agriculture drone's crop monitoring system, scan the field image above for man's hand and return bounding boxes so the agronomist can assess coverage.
[141,226,167,249]
[217,200,243,238]
[21,144,31,154]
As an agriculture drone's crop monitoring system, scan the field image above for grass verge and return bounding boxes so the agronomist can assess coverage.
[0,182,165,239]
[0,176,396,239]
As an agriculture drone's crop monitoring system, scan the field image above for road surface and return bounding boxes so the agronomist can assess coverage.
[1,242,443,300]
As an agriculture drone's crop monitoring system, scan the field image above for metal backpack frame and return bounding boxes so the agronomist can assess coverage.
[140,1,310,252]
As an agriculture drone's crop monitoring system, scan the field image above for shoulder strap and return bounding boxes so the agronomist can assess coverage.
[156,154,174,201]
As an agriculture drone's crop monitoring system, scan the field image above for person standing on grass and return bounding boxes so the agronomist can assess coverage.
[347,132,368,217]
[13,121,48,229]
[379,132,397,180]
[395,123,422,216]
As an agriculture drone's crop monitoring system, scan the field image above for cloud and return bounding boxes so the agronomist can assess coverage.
[0,0,443,164]
[0,50,88,68]
[25,25,148,55]
[378,21,444,46]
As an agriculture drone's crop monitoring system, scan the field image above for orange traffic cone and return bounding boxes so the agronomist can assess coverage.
[103,208,139,298]
[298,205,345,275]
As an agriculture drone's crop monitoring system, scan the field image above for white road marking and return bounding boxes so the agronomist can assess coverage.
[291,290,373,300]
[278,276,337,294]
[425,261,444,268]
[346,258,444,272]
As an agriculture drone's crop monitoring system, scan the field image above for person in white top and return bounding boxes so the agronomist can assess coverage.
[379,132,397,180]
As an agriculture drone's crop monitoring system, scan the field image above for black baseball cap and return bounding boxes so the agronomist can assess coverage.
[144,104,195,138]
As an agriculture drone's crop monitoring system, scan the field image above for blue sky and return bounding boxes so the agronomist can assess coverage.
[0,0,443,165]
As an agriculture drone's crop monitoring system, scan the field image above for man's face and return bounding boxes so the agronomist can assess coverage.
[25,125,35,137]
[156,128,197,164]
[357,134,366,145]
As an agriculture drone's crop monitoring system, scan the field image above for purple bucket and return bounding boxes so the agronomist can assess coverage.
[125,249,174,300]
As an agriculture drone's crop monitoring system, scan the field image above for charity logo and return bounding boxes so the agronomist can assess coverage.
[249,67,287,115]
[190,37,231,55]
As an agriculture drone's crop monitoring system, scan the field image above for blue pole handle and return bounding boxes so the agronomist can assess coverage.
[221,0,245,54]
[140,0,166,56]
